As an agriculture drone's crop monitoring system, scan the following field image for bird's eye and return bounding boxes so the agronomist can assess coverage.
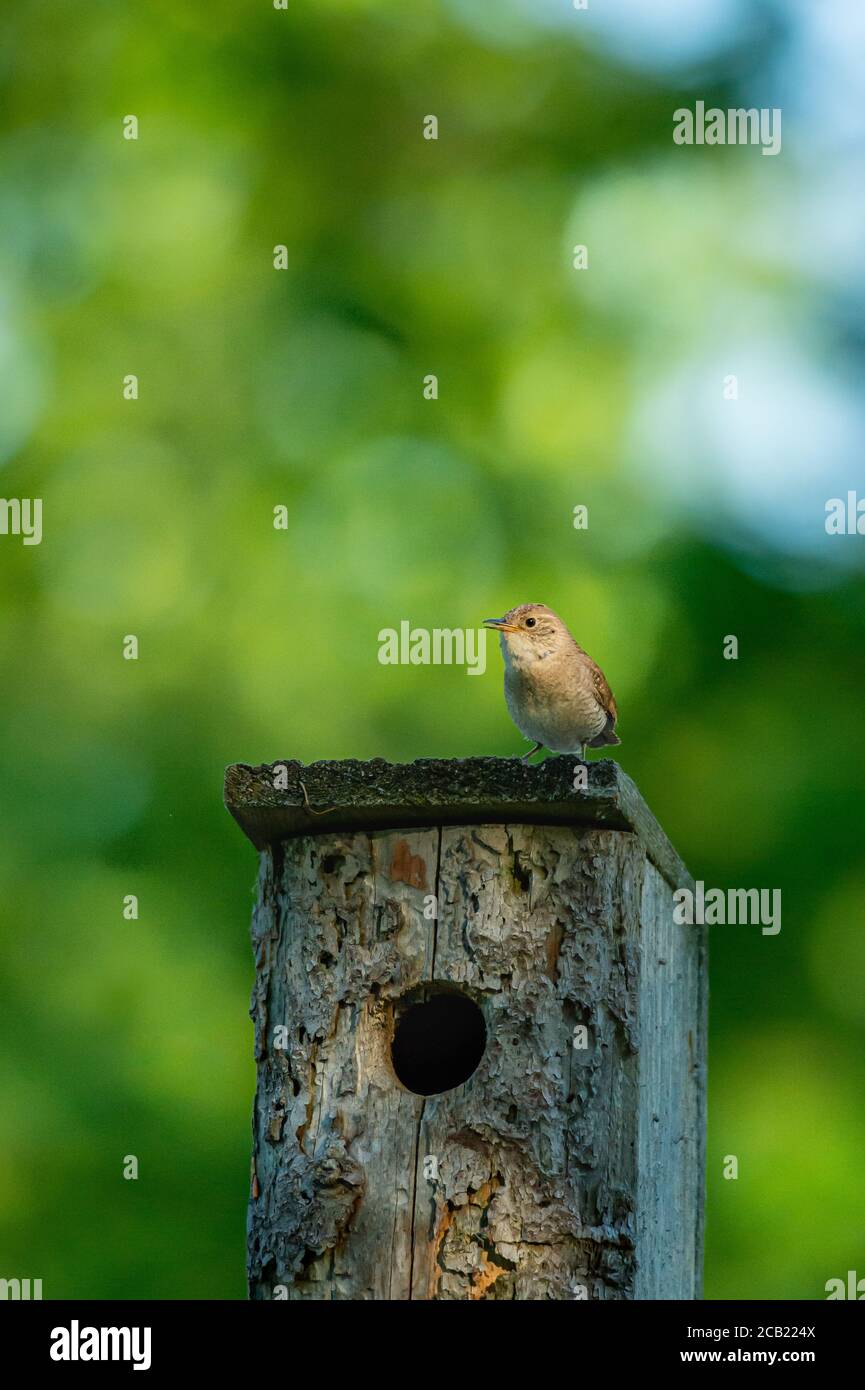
[525,617,536,628]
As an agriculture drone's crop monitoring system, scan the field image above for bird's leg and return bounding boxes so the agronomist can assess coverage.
[521,741,544,763]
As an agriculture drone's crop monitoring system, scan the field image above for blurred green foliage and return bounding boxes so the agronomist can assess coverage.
[1,0,863,1299]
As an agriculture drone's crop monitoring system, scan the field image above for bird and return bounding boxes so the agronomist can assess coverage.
[484,603,620,762]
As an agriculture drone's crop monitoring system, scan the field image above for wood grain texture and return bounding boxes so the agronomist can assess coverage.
[244,810,706,1301]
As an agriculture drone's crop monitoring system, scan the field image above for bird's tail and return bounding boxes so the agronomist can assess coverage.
[588,725,620,748]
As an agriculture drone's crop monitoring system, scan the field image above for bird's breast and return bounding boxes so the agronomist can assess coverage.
[504,658,607,749]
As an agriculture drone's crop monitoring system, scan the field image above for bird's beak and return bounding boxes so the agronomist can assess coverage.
[483,617,518,633]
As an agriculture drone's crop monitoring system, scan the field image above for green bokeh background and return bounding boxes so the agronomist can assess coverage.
[1,0,863,1299]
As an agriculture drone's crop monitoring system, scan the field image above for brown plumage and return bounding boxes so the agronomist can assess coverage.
[484,602,620,761]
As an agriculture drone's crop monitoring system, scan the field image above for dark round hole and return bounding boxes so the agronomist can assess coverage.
[391,990,486,1096]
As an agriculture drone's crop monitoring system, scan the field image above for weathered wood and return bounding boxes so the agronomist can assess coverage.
[227,757,706,1301]
[224,756,689,890]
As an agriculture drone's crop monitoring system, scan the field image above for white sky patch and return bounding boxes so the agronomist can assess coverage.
[445,0,754,70]
[629,342,865,579]
[766,0,865,157]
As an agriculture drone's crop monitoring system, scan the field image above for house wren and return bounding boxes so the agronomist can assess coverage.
[484,603,620,761]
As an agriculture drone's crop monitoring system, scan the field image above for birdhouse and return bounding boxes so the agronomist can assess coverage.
[224,756,706,1301]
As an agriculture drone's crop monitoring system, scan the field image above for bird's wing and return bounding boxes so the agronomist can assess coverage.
[585,655,617,725]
